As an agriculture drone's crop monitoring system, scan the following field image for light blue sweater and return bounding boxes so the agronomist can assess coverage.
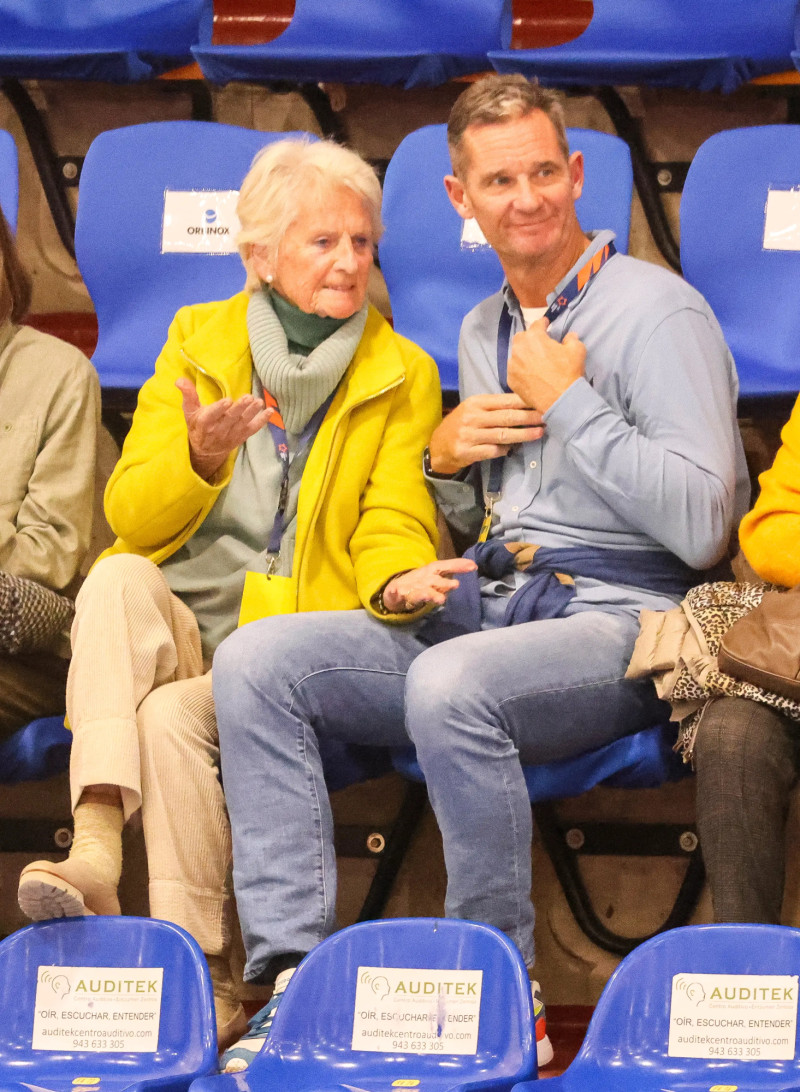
[431,231,750,622]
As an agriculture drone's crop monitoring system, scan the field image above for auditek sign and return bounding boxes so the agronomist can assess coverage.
[669,973,798,1061]
[352,966,483,1055]
[32,966,163,1052]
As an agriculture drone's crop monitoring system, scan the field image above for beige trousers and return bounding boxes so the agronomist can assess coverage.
[68,553,233,955]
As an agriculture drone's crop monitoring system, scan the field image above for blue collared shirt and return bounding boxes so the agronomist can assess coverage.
[430,231,750,622]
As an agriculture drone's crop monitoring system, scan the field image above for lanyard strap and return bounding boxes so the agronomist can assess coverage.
[479,240,617,542]
[495,239,616,392]
[265,391,333,556]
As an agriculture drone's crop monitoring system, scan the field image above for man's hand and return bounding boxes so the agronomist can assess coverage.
[507,317,587,413]
[381,558,478,612]
[428,393,545,476]
[176,378,275,481]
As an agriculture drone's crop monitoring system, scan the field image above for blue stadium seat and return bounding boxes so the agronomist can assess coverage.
[512,923,800,1092]
[0,128,19,231]
[489,0,800,93]
[0,0,212,81]
[0,716,71,784]
[681,125,800,399]
[0,916,216,1091]
[190,917,536,1092]
[0,718,383,794]
[75,121,311,391]
[393,722,687,809]
[192,0,511,89]
[380,123,632,391]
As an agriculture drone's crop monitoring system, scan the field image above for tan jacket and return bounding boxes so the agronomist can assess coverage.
[0,322,100,595]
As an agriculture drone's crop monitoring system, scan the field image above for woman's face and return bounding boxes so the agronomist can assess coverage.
[253,184,375,318]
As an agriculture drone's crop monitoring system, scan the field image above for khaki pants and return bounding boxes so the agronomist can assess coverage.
[68,553,233,955]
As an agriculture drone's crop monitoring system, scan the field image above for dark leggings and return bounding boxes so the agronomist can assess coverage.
[694,696,800,923]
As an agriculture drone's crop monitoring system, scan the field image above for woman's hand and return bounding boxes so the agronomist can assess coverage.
[176,378,275,481]
[381,558,478,612]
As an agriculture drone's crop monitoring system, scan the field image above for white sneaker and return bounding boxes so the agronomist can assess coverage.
[221,967,295,1073]
[531,980,554,1067]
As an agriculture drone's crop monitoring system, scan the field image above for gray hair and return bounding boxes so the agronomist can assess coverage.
[237,138,383,292]
[447,74,569,178]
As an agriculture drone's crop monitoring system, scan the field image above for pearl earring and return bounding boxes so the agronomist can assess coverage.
[265,273,274,285]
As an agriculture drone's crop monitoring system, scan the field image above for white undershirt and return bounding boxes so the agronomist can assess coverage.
[521,306,547,328]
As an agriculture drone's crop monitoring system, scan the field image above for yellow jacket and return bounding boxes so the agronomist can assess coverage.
[739,392,800,586]
[100,292,440,622]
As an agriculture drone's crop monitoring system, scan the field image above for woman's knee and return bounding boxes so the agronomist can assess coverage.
[694,697,793,775]
[137,676,216,754]
[77,554,162,607]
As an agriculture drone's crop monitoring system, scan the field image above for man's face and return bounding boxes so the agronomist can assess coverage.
[444,111,584,270]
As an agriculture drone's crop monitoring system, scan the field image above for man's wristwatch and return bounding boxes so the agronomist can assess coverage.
[423,446,455,480]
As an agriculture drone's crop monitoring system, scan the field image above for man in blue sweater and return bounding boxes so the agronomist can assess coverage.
[213,74,748,1072]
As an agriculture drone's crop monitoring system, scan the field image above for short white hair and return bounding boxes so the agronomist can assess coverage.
[237,137,383,292]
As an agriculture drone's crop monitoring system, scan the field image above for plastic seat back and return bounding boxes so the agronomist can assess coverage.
[0,0,211,81]
[0,916,215,1091]
[380,123,632,391]
[489,0,799,92]
[192,917,535,1092]
[0,716,71,783]
[0,129,18,230]
[193,0,511,89]
[681,125,800,398]
[75,121,310,390]
[515,923,800,1092]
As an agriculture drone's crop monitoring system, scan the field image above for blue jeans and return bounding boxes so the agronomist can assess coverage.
[212,606,665,978]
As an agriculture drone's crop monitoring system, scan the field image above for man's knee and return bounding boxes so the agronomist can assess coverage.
[406,643,480,733]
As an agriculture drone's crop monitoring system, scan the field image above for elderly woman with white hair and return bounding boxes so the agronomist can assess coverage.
[17,138,448,1048]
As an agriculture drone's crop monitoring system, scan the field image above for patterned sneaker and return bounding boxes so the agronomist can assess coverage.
[531,980,554,1067]
[220,967,295,1073]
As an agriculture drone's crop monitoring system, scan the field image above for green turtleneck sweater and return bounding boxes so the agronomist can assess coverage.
[269,289,348,354]
[160,289,365,661]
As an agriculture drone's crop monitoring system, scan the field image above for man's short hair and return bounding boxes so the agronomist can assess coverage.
[447,74,570,178]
